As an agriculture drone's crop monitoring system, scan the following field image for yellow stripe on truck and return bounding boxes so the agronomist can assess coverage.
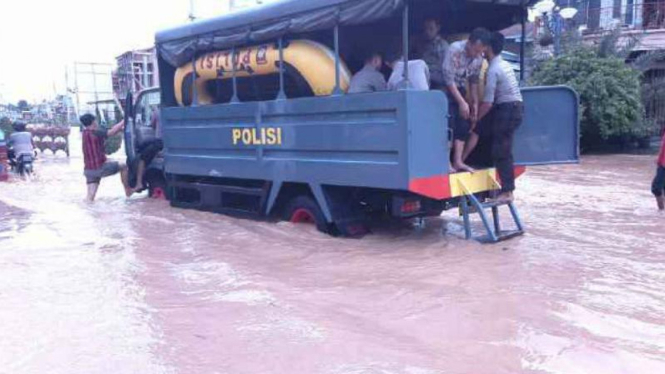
[174,40,352,106]
[449,168,500,198]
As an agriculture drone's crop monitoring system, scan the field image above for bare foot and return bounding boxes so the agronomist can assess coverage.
[133,183,145,193]
[657,196,664,211]
[493,192,514,203]
[125,186,134,197]
[453,162,475,173]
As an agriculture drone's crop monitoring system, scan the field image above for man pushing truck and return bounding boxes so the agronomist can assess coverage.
[80,114,132,201]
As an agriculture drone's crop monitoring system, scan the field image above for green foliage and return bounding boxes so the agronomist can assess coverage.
[532,47,645,148]
[102,129,122,155]
[96,105,124,155]
[0,117,12,138]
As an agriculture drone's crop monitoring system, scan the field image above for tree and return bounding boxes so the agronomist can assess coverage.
[0,117,12,137]
[104,133,123,155]
[532,47,646,149]
[17,100,30,111]
[632,50,665,139]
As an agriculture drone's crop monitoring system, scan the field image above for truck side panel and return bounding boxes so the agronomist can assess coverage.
[161,91,449,191]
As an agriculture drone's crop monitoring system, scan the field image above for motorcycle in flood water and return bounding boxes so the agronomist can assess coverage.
[9,152,35,178]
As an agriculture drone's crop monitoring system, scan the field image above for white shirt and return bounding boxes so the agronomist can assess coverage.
[388,60,430,91]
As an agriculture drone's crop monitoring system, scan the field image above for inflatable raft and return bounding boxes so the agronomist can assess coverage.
[175,40,351,106]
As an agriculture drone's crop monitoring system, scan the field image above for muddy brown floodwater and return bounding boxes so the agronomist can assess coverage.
[1,133,664,374]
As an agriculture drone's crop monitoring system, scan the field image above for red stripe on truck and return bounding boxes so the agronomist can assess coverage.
[496,166,527,184]
[408,175,451,200]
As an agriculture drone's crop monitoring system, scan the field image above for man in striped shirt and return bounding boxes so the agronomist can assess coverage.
[80,114,131,201]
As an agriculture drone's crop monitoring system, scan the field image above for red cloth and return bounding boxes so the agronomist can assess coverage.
[658,134,665,168]
[82,129,107,170]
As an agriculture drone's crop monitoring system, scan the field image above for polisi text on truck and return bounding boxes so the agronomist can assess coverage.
[232,127,283,146]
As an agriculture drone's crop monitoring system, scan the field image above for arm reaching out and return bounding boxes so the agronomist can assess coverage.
[107,120,125,137]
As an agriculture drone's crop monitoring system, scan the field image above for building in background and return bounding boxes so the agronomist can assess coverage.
[229,0,266,11]
[0,104,21,122]
[113,47,158,98]
[562,0,665,132]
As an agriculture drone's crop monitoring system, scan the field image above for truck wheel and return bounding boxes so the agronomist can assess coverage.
[148,175,169,200]
[285,196,329,233]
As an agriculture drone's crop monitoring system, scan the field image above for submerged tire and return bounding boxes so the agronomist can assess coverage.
[284,195,330,234]
[147,174,169,200]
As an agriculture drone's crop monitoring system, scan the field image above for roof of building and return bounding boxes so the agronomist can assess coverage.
[501,22,536,42]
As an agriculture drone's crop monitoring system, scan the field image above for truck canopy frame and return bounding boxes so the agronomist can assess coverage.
[156,0,537,68]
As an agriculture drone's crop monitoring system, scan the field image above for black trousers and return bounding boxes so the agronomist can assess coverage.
[491,102,523,193]
[652,166,665,197]
[447,88,471,142]
[137,139,164,164]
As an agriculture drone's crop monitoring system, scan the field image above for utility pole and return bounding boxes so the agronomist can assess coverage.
[189,0,196,21]
[74,63,81,118]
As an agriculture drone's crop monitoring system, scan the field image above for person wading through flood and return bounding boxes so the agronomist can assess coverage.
[652,129,665,210]
[7,121,34,168]
[442,28,491,173]
[80,114,132,201]
[471,32,523,203]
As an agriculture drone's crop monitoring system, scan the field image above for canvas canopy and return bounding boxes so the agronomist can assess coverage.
[156,0,536,67]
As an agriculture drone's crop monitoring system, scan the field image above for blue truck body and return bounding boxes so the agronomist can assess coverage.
[127,0,578,238]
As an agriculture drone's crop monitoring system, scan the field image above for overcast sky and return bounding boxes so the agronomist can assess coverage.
[0,0,270,104]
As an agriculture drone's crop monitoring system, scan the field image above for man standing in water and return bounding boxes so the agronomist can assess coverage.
[442,28,490,172]
[473,32,523,203]
[652,130,665,210]
[80,114,131,201]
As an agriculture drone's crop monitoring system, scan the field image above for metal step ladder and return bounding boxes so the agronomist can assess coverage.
[457,177,525,243]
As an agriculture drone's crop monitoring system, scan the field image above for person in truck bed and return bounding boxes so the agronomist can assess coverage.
[348,51,387,94]
[442,27,491,173]
[652,130,665,210]
[386,49,430,91]
[411,18,449,90]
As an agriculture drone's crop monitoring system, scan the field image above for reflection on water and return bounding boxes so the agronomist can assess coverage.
[1,134,664,374]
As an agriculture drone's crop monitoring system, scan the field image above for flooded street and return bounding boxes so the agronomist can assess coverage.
[1,135,664,374]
